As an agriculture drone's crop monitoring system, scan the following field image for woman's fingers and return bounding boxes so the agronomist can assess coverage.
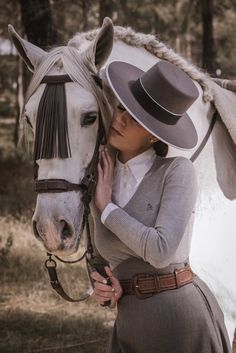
[90,268,122,306]
[104,266,123,298]
[91,272,110,303]
[101,149,114,180]
[104,266,120,287]
[94,281,113,292]
[94,287,114,298]
[101,150,109,179]
[106,149,114,170]
[97,161,103,183]
[90,270,108,283]
[93,294,111,304]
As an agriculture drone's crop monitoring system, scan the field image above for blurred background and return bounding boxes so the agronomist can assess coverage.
[0,1,236,352]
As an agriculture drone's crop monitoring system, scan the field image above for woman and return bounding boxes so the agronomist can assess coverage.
[90,60,232,353]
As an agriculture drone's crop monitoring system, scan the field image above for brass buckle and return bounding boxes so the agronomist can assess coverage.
[132,274,154,299]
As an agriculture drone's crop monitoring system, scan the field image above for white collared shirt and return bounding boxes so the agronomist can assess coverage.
[101,148,156,223]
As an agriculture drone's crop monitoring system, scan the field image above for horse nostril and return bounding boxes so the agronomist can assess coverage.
[60,220,73,240]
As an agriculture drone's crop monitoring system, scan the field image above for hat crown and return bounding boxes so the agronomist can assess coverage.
[140,61,199,115]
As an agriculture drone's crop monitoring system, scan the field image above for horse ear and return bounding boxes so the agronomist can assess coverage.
[8,24,46,72]
[84,17,114,70]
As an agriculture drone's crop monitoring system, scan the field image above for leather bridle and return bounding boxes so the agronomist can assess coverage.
[34,74,107,302]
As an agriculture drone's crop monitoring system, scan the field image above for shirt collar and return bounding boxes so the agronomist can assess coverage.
[116,148,156,182]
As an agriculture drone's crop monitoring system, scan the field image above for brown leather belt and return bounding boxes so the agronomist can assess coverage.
[120,266,194,299]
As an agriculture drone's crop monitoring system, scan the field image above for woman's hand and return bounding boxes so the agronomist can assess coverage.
[91,266,123,307]
[95,148,114,212]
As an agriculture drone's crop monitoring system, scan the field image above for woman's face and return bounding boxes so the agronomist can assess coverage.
[107,102,154,157]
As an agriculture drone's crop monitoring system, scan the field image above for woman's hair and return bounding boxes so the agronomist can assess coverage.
[152,140,169,157]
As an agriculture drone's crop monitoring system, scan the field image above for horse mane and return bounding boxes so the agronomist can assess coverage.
[69,25,213,102]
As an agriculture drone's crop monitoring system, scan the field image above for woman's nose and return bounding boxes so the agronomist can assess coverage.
[114,110,127,126]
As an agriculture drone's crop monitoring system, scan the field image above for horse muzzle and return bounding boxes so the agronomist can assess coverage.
[32,217,81,254]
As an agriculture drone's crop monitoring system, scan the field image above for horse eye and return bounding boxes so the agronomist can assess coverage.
[81,112,98,127]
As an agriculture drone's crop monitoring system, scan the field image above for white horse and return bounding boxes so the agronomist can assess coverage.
[9,18,236,344]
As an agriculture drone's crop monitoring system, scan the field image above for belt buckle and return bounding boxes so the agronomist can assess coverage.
[132,273,153,299]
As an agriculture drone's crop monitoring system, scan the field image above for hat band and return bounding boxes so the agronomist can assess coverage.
[130,79,182,125]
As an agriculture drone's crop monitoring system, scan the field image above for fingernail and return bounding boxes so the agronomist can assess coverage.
[102,279,107,284]
[112,288,115,292]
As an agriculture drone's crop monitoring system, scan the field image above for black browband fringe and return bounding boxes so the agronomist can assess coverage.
[34,75,73,160]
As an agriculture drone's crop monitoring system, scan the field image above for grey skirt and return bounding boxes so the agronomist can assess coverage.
[108,258,232,353]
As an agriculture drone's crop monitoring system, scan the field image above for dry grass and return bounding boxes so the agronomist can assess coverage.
[0,222,115,353]
[0,118,235,353]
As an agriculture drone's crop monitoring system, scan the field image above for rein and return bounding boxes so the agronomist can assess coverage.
[34,74,107,303]
[190,111,218,163]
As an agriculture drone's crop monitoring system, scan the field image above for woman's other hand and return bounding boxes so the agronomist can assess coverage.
[95,148,114,212]
[91,266,123,307]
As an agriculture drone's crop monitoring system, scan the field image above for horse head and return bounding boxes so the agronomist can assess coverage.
[9,18,114,255]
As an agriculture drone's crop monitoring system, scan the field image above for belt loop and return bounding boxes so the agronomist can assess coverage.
[174,269,181,288]
[154,274,161,293]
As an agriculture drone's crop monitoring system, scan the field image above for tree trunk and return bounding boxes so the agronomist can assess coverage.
[81,0,90,31]
[175,36,181,54]
[14,0,58,145]
[201,0,217,74]
[99,0,115,25]
[19,0,58,48]
[14,56,24,146]
[13,5,23,146]
[186,33,192,62]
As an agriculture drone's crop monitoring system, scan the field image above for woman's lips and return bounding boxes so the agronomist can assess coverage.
[111,126,123,136]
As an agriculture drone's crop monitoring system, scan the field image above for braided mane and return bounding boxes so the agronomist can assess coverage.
[69,25,213,102]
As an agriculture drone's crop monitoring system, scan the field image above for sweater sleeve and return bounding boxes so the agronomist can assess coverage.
[103,157,198,268]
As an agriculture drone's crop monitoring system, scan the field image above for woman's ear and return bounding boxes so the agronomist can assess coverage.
[149,136,158,143]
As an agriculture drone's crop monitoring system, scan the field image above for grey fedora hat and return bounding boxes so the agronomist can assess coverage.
[105,60,199,150]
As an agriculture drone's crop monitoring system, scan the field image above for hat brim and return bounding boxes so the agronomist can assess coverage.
[106,61,198,150]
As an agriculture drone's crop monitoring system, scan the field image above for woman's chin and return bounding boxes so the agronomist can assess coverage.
[107,135,121,150]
